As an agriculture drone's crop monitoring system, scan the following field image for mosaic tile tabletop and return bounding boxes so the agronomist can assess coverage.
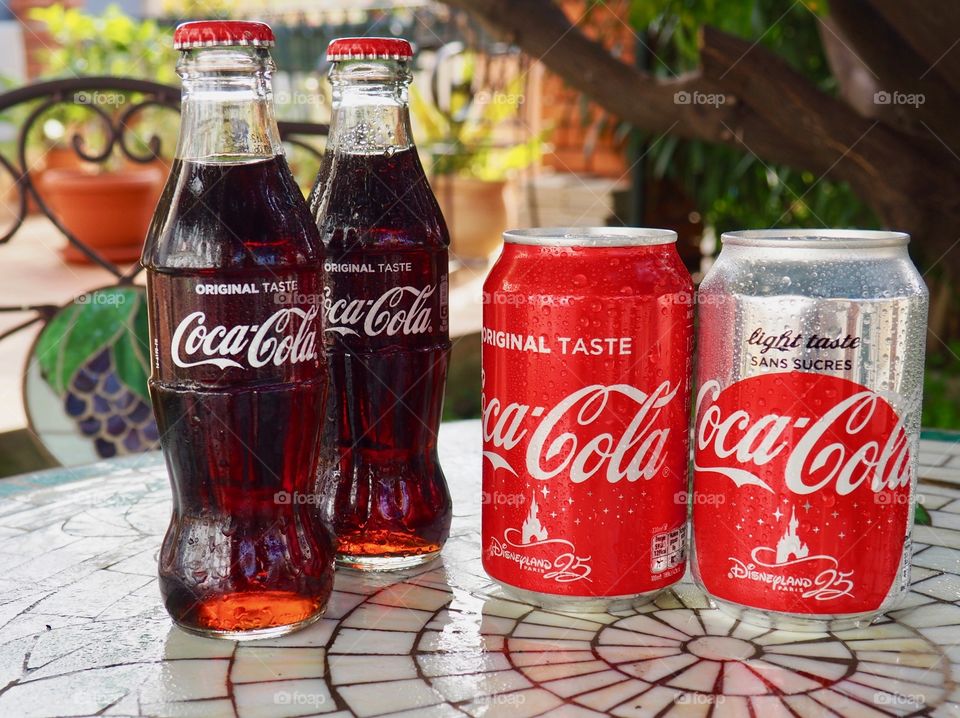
[0,421,958,718]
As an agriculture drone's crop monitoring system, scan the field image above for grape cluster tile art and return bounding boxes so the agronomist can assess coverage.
[0,422,956,717]
[26,286,158,466]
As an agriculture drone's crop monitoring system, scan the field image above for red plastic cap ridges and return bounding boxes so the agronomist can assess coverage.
[326,37,414,61]
[174,21,275,50]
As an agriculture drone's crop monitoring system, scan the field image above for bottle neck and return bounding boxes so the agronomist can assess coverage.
[326,59,414,154]
[176,47,282,162]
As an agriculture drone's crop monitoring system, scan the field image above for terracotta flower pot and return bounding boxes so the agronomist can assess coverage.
[24,147,86,216]
[434,176,509,267]
[42,166,165,264]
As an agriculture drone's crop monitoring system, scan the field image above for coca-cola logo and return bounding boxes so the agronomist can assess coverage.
[694,378,913,496]
[482,380,679,483]
[171,305,319,370]
[324,285,434,337]
[692,371,914,614]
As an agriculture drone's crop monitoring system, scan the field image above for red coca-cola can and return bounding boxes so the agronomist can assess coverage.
[481,227,693,611]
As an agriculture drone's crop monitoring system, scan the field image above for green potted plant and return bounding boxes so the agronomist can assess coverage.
[410,70,546,267]
[29,4,178,264]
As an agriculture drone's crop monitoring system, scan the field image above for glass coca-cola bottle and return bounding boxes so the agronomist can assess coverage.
[310,37,452,570]
[142,21,334,638]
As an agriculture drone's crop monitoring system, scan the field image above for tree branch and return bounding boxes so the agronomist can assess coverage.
[817,14,878,118]
[826,0,960,149]
[439,0,735,142]
[441,0,850,174]
[698,25,952,215]
[868,0,960,97]
[438,0,960,260]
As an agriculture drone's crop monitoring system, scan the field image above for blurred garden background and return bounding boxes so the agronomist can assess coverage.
[0,0,958,474]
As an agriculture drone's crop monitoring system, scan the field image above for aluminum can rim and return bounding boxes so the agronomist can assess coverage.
[721,228,909,248]
[503,227,677,247]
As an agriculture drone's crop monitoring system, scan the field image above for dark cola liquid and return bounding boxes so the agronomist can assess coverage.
[143,156,334,636]
[312,148,452,568]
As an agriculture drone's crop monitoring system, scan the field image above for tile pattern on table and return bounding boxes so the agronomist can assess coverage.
[0,421,955,717]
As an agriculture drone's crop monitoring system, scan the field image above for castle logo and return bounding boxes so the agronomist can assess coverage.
[486,490,591,583]
[775,508,809,563]
[521,494,548,544]
[727,505,854,601]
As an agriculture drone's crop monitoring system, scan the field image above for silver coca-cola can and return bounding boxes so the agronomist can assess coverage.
[692,229,928,631]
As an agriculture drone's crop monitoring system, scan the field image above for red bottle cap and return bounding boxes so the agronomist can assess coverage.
[326,37,414,62]
[173,21,275,50]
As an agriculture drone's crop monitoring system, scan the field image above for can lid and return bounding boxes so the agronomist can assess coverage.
[503,227,677,247]
[721,229,909,248]
[173,21,275,50]
[327,37,414,62]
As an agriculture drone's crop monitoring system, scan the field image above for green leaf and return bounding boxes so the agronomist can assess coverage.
[652,135,679,179]
[35,302,82,394]
[29,3,177,81]
[34,287,141,396]
[112,291,151,403]
[628,0,661,31]
[410,85,453,147]
[915,502,932,526]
